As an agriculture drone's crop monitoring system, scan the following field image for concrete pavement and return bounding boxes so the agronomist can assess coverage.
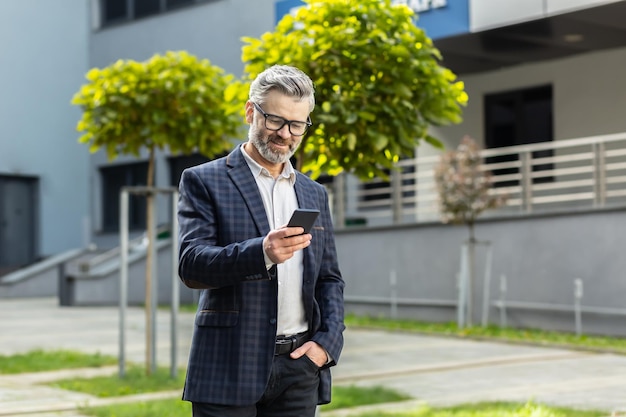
[1,297,625,416]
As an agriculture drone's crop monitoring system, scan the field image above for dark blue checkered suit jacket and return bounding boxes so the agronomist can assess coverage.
[177,146,345,406]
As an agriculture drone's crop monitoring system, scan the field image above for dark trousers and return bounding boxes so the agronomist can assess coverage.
[192,354,320,417]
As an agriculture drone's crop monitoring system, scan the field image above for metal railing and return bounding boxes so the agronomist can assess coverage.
[333,132,626,227]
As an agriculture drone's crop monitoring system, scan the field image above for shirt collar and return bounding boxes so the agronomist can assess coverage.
[240,144,296,185]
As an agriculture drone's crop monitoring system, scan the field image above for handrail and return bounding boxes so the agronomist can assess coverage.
[0,248,87,285]
[78,224,171,273]
[336,131,626,226]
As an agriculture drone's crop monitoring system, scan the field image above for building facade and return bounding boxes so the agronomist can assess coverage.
[2,0,625,333]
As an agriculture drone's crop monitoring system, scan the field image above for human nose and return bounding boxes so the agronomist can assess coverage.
[276,123,292,137]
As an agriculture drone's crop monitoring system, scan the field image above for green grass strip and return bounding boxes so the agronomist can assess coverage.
[345,314,626,354]
[355,401,607,417]
[0,349,116,374]
[50,365,186,397]
[82,398,190,417]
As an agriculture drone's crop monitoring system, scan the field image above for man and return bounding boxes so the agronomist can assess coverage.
[177,65,345,417]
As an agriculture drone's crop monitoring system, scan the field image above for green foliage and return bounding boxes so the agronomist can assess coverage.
[0,349,116,374]
[72,50,241,161]
[50,365,186,397]
[237,0,468,179]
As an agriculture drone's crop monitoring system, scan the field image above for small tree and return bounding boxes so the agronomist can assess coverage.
[228,0,468,180]
[434,136,507,326]
[72,51,241,374]
[434,136,506,241]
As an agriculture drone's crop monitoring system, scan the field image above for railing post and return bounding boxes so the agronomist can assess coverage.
[391,169,403,224]
[593,142,606,207]
[333,174,346,228]
[521,151,533,213]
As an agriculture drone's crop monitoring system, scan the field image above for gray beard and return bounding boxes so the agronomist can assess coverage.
[249,128,296,165]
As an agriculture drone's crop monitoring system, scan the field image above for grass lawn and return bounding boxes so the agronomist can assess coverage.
[353,401,607,417]
[0,349,116,374]
[80,399,607,417]
[78,384,409,416]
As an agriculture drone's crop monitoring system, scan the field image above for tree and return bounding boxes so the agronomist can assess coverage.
[433,135,506,242]
[434,135,507,326]
[228,0,468,180]
[72,51,241,374]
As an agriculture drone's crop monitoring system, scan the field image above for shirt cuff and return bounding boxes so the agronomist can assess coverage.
[263,249,274,270]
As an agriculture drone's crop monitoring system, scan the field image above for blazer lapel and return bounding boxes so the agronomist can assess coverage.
[226,147,271,236]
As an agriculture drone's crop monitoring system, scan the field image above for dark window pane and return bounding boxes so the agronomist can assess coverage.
[101,162,149,232]
[103,0,128,22]
[168,154,210,187]
[484,85,553,187]
[134,0,160,18]
[166,0,194,10]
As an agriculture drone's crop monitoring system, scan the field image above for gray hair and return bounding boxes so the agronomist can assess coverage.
[249,65,315,112]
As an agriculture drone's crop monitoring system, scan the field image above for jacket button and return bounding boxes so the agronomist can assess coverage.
[269,318,276,325]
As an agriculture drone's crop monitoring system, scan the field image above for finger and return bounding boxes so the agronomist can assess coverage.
[289,342,312,359]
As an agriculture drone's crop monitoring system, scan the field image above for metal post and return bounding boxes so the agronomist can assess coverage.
[389,269,398,319]
[170,191,180,378]
[499,275,507,328]
[119,190,129,378]
[148,194,158,375]
[574,278,583,336]
[481,242,493,327]
[457,244,469,328]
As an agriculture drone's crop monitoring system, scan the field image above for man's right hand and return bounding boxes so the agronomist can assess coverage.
[263,226,312,265]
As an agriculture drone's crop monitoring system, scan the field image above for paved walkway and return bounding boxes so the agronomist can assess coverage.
[1,297,626,416]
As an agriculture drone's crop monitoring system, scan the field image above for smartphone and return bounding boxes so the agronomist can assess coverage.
[287,209,320,234]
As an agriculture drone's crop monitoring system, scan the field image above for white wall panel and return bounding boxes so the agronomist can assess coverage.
[471,0,545,31]
[547,0,623,15]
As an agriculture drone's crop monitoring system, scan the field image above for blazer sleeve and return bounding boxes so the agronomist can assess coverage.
[177,166,272,289]
[311,187,345,366]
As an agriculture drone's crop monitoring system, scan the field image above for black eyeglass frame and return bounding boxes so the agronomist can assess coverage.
[252,102,313,136]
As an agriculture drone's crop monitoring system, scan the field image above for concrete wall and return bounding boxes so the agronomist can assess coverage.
[0,1,91,256]
[69,241,196,306]
[336,208,626,336]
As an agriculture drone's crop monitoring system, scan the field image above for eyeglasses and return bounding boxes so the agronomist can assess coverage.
[252,102,312,136]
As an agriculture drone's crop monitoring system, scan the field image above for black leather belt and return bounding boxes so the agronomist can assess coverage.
[275,331,309,356]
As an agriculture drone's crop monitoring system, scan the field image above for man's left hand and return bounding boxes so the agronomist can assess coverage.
[290,341,327,367]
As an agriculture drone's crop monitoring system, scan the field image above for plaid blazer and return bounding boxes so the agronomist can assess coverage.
[177,146,345,406]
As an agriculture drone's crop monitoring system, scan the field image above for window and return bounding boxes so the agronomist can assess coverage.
[100,162,149,232]
[484,85,554,186]
[100,0,211,26]
[168,154,211,187]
